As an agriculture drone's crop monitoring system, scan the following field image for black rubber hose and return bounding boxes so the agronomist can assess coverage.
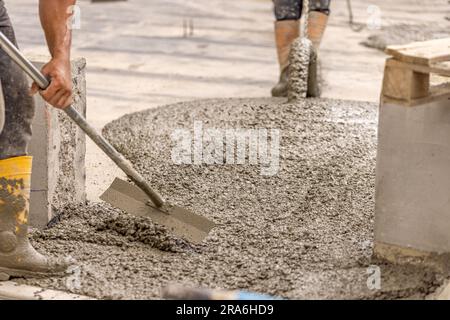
[346,0,364,32]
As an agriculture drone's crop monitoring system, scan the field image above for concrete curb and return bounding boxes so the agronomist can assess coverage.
[29,56,87,229]
[0,281,95,300]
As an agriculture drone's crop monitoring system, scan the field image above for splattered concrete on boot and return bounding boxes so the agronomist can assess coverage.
[18,97,444,299]
[288,38,311,101]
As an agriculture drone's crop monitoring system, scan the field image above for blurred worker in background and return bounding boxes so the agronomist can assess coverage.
[271,0,330,97]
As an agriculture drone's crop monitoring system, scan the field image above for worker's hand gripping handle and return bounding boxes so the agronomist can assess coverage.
[0,31,166,207]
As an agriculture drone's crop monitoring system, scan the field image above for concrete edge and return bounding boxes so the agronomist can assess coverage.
[374,242,450,300]
[374,242,450,272]
[374,242,432,261]
[0,281,95,300]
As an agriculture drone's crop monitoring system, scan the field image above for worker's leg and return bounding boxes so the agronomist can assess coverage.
[271,0,331,97]
[305,1,330,98]
[274,0,303,21]
[271,0,301,97]
[0,1,35,159]
[0,1,73,280]
[308,0,330,50]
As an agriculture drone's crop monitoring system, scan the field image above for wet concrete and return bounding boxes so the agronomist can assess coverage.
[288,38,311,100]
[17,97,444,299]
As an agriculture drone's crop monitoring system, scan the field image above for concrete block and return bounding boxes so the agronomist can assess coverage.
[28,57,87,228]
[374,96,450,255]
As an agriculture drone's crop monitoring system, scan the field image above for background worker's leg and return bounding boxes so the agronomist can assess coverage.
[273,0,302,68]
[274,0,303,21]
[308,0,330,50]
[272,0,302,97]
[309,0,331,15]
[0,1,35,160]
[306,1,330,97]
[271,0,330,97]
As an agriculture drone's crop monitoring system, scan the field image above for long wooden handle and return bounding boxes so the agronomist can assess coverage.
[0,31,165,207]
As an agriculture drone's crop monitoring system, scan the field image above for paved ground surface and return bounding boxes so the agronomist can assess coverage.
[7,0,449,202]
[0,281,93,300]
[2,0,449,299]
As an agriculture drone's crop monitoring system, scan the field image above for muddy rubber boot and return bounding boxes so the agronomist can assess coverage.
[271,20,300,97]
[0,156,74,280]
[272,66,289,97]
[306,11,329,98]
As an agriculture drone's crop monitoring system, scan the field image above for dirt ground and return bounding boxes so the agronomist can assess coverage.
[4,0,450,299]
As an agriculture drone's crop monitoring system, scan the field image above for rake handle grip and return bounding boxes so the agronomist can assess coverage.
[0,31,165,207]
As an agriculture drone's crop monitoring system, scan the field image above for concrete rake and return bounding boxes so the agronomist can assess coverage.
[0,31,215,244]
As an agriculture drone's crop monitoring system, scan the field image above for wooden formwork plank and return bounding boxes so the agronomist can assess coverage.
[386,58,450,77]
[382,38,450,106]
[382,62,430,103]
[386,38,450,65]
[382,81,450,107]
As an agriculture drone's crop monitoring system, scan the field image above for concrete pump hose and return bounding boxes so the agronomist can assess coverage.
[302,0,310,39]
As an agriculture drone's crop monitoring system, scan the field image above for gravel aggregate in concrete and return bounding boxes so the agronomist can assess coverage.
[288,38,311,100]
[18,97,443,299]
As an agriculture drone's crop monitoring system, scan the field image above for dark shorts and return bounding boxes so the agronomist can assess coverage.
[0,0,35,159]
[273,0,331,21]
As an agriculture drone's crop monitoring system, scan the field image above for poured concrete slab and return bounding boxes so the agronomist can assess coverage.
[15,97,444,300]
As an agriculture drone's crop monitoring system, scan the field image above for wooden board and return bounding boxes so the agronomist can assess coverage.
[386,38,450,65]
[382,81,450,107]
[382,63,430,102]
[386,58,450,77]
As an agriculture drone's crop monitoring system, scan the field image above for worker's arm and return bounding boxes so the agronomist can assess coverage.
[30,0,76,109]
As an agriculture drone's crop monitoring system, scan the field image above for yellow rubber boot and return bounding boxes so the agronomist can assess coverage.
[0,156,74,280]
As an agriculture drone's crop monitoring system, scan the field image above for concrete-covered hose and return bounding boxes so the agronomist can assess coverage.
[287,0,313,101]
